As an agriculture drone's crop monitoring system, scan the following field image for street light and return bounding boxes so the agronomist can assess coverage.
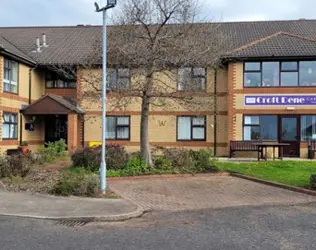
[95,0,117,194]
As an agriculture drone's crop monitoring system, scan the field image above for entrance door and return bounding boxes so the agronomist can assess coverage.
[45,115,68,144]
[280,116,300,157]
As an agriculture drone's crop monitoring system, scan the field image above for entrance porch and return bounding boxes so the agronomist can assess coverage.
[20,94,84,152]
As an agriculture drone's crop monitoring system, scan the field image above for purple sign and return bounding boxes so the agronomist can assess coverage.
[245,95,316,106]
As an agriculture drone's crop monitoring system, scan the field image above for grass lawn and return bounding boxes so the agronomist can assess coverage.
[214,161,316,188]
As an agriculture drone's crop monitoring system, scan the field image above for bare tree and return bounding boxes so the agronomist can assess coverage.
[107,0,228,166]
[50,0,228,167]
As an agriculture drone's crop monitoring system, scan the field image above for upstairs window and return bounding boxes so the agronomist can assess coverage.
[244,62,279,87]
[299,62,316,86]
[45,71,76,88]
[3,58,18,94]
[280,62,298,86]
[178,68,206,91]
[244,61,316,87]
[107,69,130,90]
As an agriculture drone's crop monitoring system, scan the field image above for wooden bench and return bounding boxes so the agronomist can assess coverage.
[308,139,316,159]
[229,140,263,160]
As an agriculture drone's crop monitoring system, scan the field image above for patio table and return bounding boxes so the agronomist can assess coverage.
[253,142,290,161]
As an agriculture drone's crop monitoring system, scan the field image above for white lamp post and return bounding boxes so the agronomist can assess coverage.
[95,0,117,194]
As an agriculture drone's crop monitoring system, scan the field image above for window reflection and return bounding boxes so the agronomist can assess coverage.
[300,61,316,86]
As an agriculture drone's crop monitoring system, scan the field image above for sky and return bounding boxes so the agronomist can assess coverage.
[0,0,315,26]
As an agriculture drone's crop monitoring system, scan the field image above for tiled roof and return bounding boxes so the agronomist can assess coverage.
[21,94,84,114]
[2,19,316,64]
[0,35,35,63]
[48,94,84,114]
[225,32,316,58]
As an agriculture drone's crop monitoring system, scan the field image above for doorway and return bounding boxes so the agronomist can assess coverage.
[279,116,300,157]
[45,115,68,144]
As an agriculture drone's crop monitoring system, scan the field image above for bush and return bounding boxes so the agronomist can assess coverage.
[153,147,217,174]
[153,155,172,170]
[0,154,33,178]
[106,144,129,170]
[160,147,195,173]
[71,147,100,172]
[190,149,217,173]
[37,139,67,163]
[52,168,99,197]
[107,156,149,177]
[71,144,129,171]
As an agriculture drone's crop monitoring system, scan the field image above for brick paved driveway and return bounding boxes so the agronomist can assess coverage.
[109,176,316,211]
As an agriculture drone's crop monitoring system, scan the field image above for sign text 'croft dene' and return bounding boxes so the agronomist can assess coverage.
[245,95,316,106]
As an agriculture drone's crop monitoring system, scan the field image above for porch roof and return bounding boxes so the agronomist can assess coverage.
[21,94,84,115]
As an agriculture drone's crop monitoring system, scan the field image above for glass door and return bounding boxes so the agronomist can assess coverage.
[280,116,300,157]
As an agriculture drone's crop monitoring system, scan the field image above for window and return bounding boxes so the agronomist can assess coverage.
[45,71,76,88]
[301,116,316,141]
[244,61,316,87]
[107,69,130,90]
[178,68,206,91]
[2,112,18,139]
[244,62,279,87]
[243,115,277,140]
[280,61,298,86]
[3,58,18,93]
[299,61,316,86]
[106,116,130,140]
[177,116,206,141]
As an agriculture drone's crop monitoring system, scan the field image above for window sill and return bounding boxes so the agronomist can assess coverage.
[243,85,316,88]
[3,91,19,95]
[106,139,131,141]
[2,138,18,140]
[45,87,76,89]
[177,139,207,142]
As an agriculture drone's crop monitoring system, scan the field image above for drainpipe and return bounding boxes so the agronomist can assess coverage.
[82,115,85,148]
[213,69,217,157]
[19,113,23,146]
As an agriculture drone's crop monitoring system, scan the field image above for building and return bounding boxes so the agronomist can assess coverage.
[1,19,316,158]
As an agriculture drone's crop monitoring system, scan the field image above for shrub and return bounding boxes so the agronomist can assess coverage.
[106,144,129,170]
[190,149,217,173]
[160,147,195,173]
[153,147,217,174]
[52,168,99,197]
[153,155,172,170]
[107,156,149,177]
[0,154,33,178]
[71,144,129,172]
[37,139,67,163]
[71,146,100,172]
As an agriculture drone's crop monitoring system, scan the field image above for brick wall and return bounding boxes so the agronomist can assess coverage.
[45,88,77,99]
[68,113,78,152]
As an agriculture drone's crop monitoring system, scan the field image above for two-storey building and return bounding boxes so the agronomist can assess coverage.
[1,19,316,158]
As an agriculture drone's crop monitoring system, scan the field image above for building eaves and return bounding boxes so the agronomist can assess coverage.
[0,35,36,65]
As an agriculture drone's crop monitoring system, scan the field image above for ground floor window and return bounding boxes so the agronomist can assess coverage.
[301,115,316,141]
[243,115,277,140]
[2,112,18,139]
[177,116,206,141]
[106,116,130,140]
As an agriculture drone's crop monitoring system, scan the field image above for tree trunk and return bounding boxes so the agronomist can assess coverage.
[140,95,153,167]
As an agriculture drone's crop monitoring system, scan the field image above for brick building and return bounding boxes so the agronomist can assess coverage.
[1,20,316,158]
